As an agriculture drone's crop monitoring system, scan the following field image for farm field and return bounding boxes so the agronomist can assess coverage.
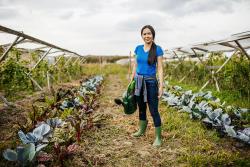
[1,1,250,166]
[0,64,249,167]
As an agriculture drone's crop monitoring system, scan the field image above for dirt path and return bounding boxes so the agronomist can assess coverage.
[0,74,172,167]
[75,74,172,167]
[1,72,248,166]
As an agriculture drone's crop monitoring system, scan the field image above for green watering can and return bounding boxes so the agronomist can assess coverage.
[114,80,137,115]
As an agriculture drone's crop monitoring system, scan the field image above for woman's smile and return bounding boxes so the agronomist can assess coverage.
[142,28,153,44]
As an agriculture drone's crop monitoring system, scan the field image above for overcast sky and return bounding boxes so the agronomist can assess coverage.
[0,0,250,56]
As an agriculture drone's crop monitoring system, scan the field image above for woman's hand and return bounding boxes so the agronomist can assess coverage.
[130,76,134,83]
[158,85,163,99]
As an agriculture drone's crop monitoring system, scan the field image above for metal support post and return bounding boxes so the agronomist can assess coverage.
[234,40,250,60]
[24,72,43,91]
[199,50,237,91]
[178,61,199,83]
[72,57,80,65]
[0,36,21,62]
[191,48,205,64]
[64,57,73,66]
[28,47,52,74]
[53,55,64,66]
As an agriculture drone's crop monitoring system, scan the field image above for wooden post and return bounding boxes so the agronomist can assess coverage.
[47,71,50,92]
[128,51,131,80]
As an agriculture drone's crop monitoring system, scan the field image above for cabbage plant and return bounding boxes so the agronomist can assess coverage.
[162,83,250,145]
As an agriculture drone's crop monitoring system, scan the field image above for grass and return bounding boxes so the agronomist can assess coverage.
[90,64,250,166]
[81,63,129,87]
[160,103,250,166]
[64,64,250,166]
[1,63,249,166]
[159,77,250,165]
[167,79,250,108]
[0,63,129,105]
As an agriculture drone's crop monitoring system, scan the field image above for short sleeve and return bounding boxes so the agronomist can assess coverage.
[134,46,139,55]
[156,46,164,57]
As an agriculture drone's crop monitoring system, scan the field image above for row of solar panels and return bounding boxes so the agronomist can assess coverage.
[165,31,250,59]
[0,25,83,59]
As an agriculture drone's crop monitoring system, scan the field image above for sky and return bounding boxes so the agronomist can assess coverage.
[0,0,250,56]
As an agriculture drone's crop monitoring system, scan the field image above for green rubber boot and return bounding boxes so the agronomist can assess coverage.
[132,120,148,137]
[153,126,162,147]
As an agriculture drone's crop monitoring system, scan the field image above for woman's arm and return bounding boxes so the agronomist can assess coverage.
[130,55,137,82]
[157,56,163,99]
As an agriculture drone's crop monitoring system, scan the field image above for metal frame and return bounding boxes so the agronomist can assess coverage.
[178,61,200,83]
[167,31,250,92]
[28,47,52,74]
[199,50,238,92]
[234,40,250,60]
[0,25,86,91]
[191,48,205,65]
[0,25,82,57]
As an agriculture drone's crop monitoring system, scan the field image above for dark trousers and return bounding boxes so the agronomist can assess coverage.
[135,79,162,127]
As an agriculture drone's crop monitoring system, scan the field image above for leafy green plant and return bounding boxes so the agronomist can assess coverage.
[0,48,86,99]
[165,52,250,105]
[67,114,87,143]
[18,123,51,145]
[52,122,75,144]
[52,143,79,166]
[3,143,47,166]
[162,82,250,144]
[0,57,31,95]
[45,118,64,129]
[60,108,73,120]
[28,104,50,128]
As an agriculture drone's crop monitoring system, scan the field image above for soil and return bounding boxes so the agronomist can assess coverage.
[0,74,249,167]
[71,74,172,167]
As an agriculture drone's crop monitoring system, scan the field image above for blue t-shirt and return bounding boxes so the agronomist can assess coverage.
[134,44,164,76]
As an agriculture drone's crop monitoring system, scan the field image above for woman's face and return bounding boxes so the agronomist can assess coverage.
[141,28,153,44]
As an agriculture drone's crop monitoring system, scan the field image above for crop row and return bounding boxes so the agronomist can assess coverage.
[2,75,104,166]
[162,81,250,145]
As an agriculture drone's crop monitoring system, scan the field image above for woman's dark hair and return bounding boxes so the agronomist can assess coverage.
[141,25,157,65]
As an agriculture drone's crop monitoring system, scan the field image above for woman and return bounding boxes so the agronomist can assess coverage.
[131,25,164,147]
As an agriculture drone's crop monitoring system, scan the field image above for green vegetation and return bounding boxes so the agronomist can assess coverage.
[83,55,128,63]
[1,75,104,166]
[0,48,129,102]
[81,63,129,87]
[0,48,249,166]
[0,49,84,100]
[160,101,250,166]
[165,52,250,108]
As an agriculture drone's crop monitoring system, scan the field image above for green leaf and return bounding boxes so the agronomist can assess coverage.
[26,143,36,161]
[3,149,17,161]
